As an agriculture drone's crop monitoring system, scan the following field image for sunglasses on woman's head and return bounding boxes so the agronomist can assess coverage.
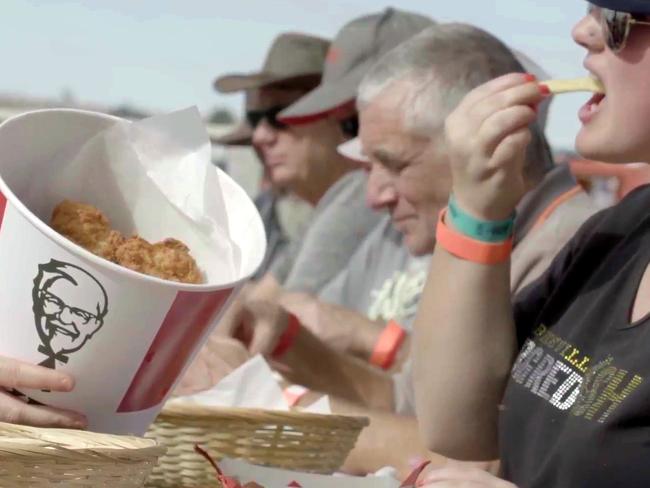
[588,3,650,52]
[245,105,289,130]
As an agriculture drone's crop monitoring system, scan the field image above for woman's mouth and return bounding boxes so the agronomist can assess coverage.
[578,92,606,125]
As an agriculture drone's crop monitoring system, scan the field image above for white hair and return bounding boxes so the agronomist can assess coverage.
[358,23,554,182]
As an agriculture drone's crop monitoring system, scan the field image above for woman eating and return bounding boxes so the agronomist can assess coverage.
[413,1,650,486]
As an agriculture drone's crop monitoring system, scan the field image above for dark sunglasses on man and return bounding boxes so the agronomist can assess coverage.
[246,106,359,138]
[246,105,289,130]
[588,3,650,52]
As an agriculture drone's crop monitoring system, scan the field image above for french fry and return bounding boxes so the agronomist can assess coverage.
[542,77,605,94]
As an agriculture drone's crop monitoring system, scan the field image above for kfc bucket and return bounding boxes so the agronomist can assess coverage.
[0,108,266,435]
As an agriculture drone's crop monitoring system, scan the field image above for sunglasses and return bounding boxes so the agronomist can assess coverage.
[245,105,289,130]
[588,4,650,52]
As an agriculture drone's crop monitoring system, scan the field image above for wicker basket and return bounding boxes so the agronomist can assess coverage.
[145,402,369,488]
[0,422,165,487]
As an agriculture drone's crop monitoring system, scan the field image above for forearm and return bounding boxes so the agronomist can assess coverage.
[413,247,517,460]
[279,328,395,411]
[333,397,445,479]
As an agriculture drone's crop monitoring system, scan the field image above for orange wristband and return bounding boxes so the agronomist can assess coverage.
[370,320,406,370]
[436,208,512,264]
[283,385,309,407]
[271,313,301,359]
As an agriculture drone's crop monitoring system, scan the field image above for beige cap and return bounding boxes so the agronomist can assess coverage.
[279,8,435,124]
[214,32,330,93]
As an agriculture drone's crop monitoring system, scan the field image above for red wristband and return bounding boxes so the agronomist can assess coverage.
[370,320,406,370]
[271,313,301,359]
[436,208,512,264]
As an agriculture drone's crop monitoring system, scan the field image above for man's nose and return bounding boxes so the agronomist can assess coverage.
[366,165,398,210]
[252,119,278,149]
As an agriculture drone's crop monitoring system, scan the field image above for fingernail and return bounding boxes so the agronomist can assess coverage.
[73,417,87,429]
[60,377,73,390]
[539,84,551,96]
[524,73,536,82]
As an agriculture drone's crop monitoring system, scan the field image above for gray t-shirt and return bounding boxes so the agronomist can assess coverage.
[319,216,430,330]
[270,170,382,295]
[252,190,288,280]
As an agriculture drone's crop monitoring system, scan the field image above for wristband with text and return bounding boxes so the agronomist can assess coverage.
[448,194,515,243]
[437,208,513,264]
[271,313,301,359]
[370,320,407,370]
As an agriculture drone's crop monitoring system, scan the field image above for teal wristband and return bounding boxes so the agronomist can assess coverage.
[447,195,515,243]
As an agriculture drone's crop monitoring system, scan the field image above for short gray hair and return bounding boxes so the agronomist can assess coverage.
[358,23,554,183]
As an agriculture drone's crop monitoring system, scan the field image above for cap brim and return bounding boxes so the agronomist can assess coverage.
[214,122,253,146]
[214,72,281,94]
[278,64,367,124]
[589,0,650,14]
[214,72,323,94]
[338,137,368,163]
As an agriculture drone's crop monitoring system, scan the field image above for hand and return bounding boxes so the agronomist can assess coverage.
[418,465,516,487]
[280,293,351,353]
[444,72,546,221]
[0,355,87,428]
[281,293,382,357]
[175,336,251,396]
[245,299,290,356]
[216,295,291,359]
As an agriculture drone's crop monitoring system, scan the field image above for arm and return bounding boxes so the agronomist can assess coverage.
[278,326,395,411]
[281,293,411,368]
[333,397,444,479]
[296,393,497,480]
[414,248,516,460]
[413,74,545,460]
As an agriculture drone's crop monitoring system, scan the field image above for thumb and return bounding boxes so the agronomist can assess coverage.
[248,317,281,356]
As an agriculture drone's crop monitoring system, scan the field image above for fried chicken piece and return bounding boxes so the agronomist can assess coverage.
[115,236,202,284]
[51,200,203,284]
[51,200,125,261]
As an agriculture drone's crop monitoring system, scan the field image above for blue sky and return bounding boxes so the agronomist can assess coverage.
[1,0,590,149]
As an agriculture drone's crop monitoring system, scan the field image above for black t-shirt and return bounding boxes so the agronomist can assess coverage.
[501,185,650,487]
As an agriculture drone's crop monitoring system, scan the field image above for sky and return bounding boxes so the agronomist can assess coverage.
[1,0,591,149]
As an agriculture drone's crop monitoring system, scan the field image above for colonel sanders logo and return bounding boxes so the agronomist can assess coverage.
[32,260,108,369]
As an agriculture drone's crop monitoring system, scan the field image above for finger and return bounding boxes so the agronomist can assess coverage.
[476,105,536,163]
[469,82,544,128]
[248,316,280,356]
[457,73,534,112]
[269,360,294,376]
[421,466,514,486]
[0,356,74,392]
[490,128,532,172]
[0,390,87,428]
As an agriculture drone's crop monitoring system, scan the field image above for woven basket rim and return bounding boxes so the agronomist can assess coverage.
[0,422,165,454]
[160,401,370,427]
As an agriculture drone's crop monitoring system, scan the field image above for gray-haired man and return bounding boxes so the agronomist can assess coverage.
[224,23,599,477]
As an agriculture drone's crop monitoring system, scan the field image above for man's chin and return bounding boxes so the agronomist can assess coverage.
[404,233,434,257]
